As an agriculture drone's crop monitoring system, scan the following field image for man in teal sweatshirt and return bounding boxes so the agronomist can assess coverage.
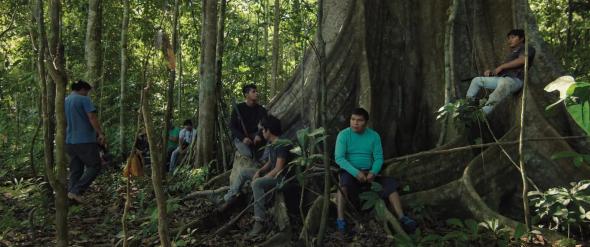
[335,108,416,234]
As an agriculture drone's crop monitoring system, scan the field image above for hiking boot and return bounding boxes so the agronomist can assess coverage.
[67,192,83,204]
[248,221,265,237]
[400,216,417,234]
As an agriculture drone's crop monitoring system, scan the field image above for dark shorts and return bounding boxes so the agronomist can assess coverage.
[338,170,399,201]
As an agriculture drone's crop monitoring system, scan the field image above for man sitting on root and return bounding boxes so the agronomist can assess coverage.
[217,115,292,237]
[465,29,536,114]
[335,108,417,234]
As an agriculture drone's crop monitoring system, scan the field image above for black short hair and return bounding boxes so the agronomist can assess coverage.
[242,84,257,96]
[260,115,282,136]
[351,107,369,121]
[183,119,193,126]
[71,80,92,91]
[507,29,525,40]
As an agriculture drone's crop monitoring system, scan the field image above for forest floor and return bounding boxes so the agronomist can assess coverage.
[1,165,398,247]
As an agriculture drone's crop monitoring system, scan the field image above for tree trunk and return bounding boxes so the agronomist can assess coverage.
[119,0,130,158]
[271,0,281,95]
[215,0,227,88]
[141,85,172,247]
[268,0,590,241]
[84,0,102,90]
[195,0,218,167]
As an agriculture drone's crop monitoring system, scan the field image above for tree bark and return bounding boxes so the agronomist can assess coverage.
[271,0,281,95]
[141,85,172,247]
[84,0,102,89]
[195,0,218,167]
[119,0,130,158]
[267,0,590,242]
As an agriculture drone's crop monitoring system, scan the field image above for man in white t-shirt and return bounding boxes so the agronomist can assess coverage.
[170,119,196,172]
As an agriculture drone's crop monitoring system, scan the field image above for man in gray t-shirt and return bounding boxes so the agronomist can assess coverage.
[65,80,106,203]
[466,29,536,114]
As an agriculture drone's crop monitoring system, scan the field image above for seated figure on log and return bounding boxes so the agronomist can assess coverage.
[465,29,536,115]
[230,83,268,160]
[335,108,416,234]
[218,115,292,236]
[169,119,196,172]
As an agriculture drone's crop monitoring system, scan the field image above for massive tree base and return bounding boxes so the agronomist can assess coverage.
[267,0,590,243]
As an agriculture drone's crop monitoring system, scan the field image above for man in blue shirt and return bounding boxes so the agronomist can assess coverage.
[65,80,105,203]
[335,108,416,234]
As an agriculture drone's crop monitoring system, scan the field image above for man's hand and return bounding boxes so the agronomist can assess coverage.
[97,133,106,147]
[366,173,376,183]
[253,135,262,145]
[356,172,367,183]
[484,70,492,77]
[252,170,261,180]
[242,137,253,145]
[493,66,503,76]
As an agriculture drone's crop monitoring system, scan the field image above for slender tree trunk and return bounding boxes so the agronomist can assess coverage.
[271,0,281,95]
[85,0,102,90]
[518,1,531,230]
[141,84,172,247]
[566,0,573,52]
[160,0,180,175]
[437,0,460,146]
[263,0,270,100]
[195,0,218,167]
[36,0,69,245]
[317,0,330,245]
[215,0,227,88]
[120,0,130,158]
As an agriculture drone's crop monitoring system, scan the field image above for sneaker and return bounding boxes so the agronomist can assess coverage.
[336,218,346,234]
[248,221,265,237]
[400,216,417,234]
[67,192,83,204]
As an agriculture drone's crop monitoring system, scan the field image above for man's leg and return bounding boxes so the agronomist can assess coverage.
[67,144,84,194]
[249,176,277,236]
[483,77,522,114]
[377,176,417,233]
[251,177,278,222]
[466,77,501,99]
[72,143,101,195]
[169,147,180,172]
[222,167,257,202]
[336,170,359,233]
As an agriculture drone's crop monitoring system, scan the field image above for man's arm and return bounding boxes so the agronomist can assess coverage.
[264,157,286,178]
[87,112,105,144]
[229,107,246,141]
[369,133,384,175]
[253,160,271,179]
[178,129,186,150]
[334,131,360,178]
[493,55,526,75]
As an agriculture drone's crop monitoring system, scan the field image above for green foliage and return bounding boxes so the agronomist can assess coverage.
[167,166,208,194]
[528,180,590,237]
[393,218,530,247]
[436,99,485,132]
[288,127,327,184]
[531,0,590,81]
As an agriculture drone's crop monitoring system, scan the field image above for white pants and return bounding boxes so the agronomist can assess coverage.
[466,76,523,114]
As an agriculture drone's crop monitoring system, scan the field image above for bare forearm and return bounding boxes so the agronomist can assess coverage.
[498,56,525,70]
[88,113,103,135]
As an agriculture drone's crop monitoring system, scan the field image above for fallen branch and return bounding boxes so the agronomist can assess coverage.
[183,186,229,200]
[387,135,589,162]
[202,170,231,189]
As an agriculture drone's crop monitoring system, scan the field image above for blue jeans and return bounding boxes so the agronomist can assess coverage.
[466,76,523,114]
[251,176,279,221]
[66,143,102,195]
[223,167,257,201]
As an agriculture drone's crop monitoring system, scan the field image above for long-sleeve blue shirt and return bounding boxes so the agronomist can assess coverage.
[334,127,384,177]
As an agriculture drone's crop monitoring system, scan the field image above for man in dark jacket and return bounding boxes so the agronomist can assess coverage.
[229,84,267,159]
